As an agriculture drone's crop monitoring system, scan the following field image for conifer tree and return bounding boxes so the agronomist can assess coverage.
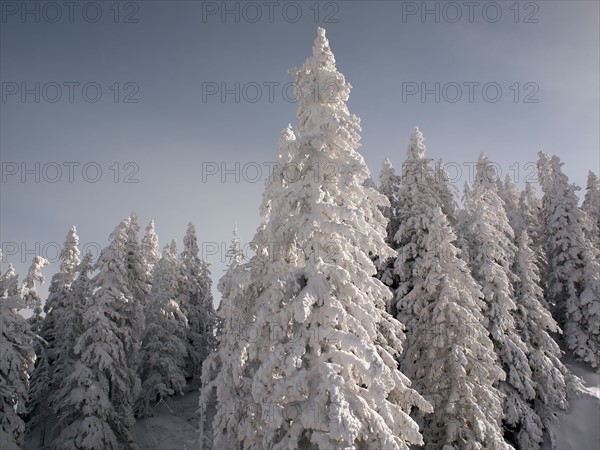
[27,227,79,441]
[52,218,140,449]
[1,257,46,449]
[537,153,600,369]
[141,219,160,276]
[203,28,431,450]
[582,171,600,248]
[137,241,188,417]
[402,207,508,449]
[512,230,582,448]
[394,127,456,336]
[180,223,216,388]
[464,153,538,445]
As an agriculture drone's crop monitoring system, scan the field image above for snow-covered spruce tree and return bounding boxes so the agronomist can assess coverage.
[403,206,508,449]
[199,128,299,450]
[203,28,431,450]
[180,222,216,388]
[215,223,246,338]
[27,227,79,442]
[537,152,600,369]
[393,127,456,335]
[52,218,140,450]
[514,181,551,311]
[24,256,49,339]
[512,230,582,448]
[50,250,95,387]
[376,158,402,290]
[21,256,49,445]
[497,175,521,235]
[199,221,254,450]
[519,183,544,246]
[1,258,45,449]
[225,223,245,272]
[137,241,188,417]
[454,182,473,267]
[433,158,459,226]
[25,256,49,340]
[582,171,600,248]
[379,158,402,245]
[141,219,160,284]
[464,153,538,447]
[50,251,95,427]
[125,213,150,319]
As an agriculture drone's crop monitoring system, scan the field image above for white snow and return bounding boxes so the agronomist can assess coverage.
[541,355,600,450]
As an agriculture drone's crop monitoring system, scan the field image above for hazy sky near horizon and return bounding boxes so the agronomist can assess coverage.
[1,0,599,305]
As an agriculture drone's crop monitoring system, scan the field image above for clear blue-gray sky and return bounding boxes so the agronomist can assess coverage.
[1,0,599,306]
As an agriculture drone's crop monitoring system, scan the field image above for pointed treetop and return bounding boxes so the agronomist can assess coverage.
[474,152,499,188]
[587,170,599,188]
[186,221,196,235]
[504,174,519,197]
[291,26,351,116]
[407,126,426,160]
[183,222,200,259]
[312,27,335,68]
[60,225,81,272]
[167,239,178,256]
[66,226,79,245]
[379,158,399,193]
[128,212,140,230]
[226,222,244,269]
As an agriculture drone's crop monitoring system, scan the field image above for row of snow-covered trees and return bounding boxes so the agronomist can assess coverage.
[198,28,599,450]
[377,129,599,449]
[0,217,216,449]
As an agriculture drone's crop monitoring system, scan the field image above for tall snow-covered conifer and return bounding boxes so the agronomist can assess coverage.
[203,28,431,450]
[377,158,402,290]
[512,230,582,448]
[141,219,160,280]
[402,207,508,449]
[137,240,188,417]
[1,257,46,449]
[463,153,538,446]
[180,223,216,388]
[582,171,600,248]
[28,227,79,442]
[497,175,521,234]
[537,153,600,369]
[52,218,140,449]
[394,127,456,336]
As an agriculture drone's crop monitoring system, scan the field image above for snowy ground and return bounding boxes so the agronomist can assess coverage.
[25,354,599,450]
[541,355,600,450]
[133,392,200,450]
[136,355,600,450]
